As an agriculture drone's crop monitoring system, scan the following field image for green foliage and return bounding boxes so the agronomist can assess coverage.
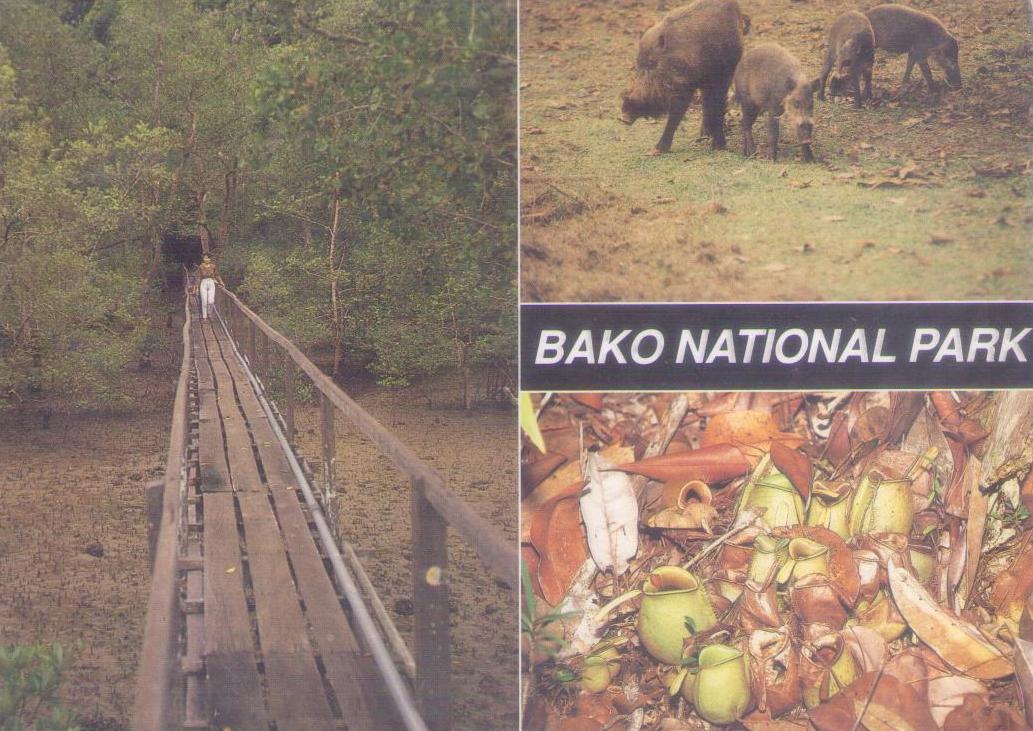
[0,0,516,408]
[0,643,79,731]
[520,560,578,662]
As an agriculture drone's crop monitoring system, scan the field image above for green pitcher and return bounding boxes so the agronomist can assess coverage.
[580,639,623,693]
[639,567,717,665]
[737,455,805,529]
[777,537,830,585]
[848,468,913,537]
[806,480,853,539]
[747,533,789,588]
[682,644,753,724]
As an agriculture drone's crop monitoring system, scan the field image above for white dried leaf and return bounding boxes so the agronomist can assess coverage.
[581,452,638,575]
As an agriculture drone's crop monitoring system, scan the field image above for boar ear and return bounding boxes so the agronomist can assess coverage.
[808,77,822,95]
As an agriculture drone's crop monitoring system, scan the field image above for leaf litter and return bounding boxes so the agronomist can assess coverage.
[521,392,1033,730]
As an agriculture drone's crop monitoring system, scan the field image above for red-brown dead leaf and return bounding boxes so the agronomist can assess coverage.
[522,545,543,600]
[616,443,752,484]
[779,525,861,606]
[575,691,619,724]
[556,716,604,731]
[695,392,742,418]
[930,392,989,447]
[989,532,1033,627]
[942,694,1027,731]
[824,412,856,471]
[808,672,938,731]
[770,441,813,500]
[569,393,605,411]
[522,445,633,542]
[702,410,781,447]
[533,497,589,605]
[522,452,568,495]
[741,711,810,731]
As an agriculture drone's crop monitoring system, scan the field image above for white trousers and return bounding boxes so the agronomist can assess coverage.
[199,278,216,319]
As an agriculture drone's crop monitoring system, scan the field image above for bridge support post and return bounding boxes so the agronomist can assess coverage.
[247,318,257,366]
[412,480,452,731]
[261,331,270,379]
[284,352,295,444]
[145,480,164,570]
[320,394,337,534]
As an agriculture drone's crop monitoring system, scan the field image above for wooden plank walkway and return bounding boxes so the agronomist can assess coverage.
[189,303,397,731]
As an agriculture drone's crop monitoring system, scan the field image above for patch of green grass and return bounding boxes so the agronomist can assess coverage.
[521,0,1033,302]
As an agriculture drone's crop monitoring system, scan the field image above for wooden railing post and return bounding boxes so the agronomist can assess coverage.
[320,392,335,493]
[261,331,270,379]
[247,318,257,366]
[412,479,452,731]
[284,351,295,444]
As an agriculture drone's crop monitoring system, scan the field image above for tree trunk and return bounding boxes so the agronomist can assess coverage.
[328,195,345,379]
[216,157,239,250]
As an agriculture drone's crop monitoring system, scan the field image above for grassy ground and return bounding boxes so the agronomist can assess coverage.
[520,0,1033,302]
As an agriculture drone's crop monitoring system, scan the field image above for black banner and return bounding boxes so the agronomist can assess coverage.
[520,302,1033,391]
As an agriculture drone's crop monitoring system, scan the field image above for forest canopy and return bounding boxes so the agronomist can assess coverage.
[0,0,516,408]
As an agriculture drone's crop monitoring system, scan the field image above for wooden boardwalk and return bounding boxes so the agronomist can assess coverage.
[180,303,397,730]
[135,285,515,731]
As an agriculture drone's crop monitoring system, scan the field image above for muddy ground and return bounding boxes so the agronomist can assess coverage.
[293,373,519,731]
[521,0,1033,302]
[0,316,517,730]
[0,370,174,727]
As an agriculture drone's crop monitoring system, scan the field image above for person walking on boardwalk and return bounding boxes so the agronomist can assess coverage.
[195,253,223,320]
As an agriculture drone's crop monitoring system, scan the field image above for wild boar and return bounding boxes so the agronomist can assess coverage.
[818,11,875,108]
[734,43,817,162]
[865,4,962,92]
[620,0,747,154]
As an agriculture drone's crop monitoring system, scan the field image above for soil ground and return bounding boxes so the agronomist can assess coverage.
[0,311,517,730]
[520,0,1033,302]
[293,373,519,731]
[0,361,176,727]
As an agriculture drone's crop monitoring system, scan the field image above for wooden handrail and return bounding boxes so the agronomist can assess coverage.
[132,289,193,731]
[216,287,516,588]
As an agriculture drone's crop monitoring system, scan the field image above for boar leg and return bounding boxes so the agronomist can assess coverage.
[654,98,691,154]
[850,69,863,108]
[741,104,759,157]
[863,65,873,101]
[902,53,917,88]
[767,114,780,161]
[918,59,937,94]
[701,84,730,150]
[818,54,834,101]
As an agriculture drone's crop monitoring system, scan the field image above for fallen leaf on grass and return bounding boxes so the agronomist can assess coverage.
[929,232,955,245]
[888,559,1013,679]
[581,453,638,575]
